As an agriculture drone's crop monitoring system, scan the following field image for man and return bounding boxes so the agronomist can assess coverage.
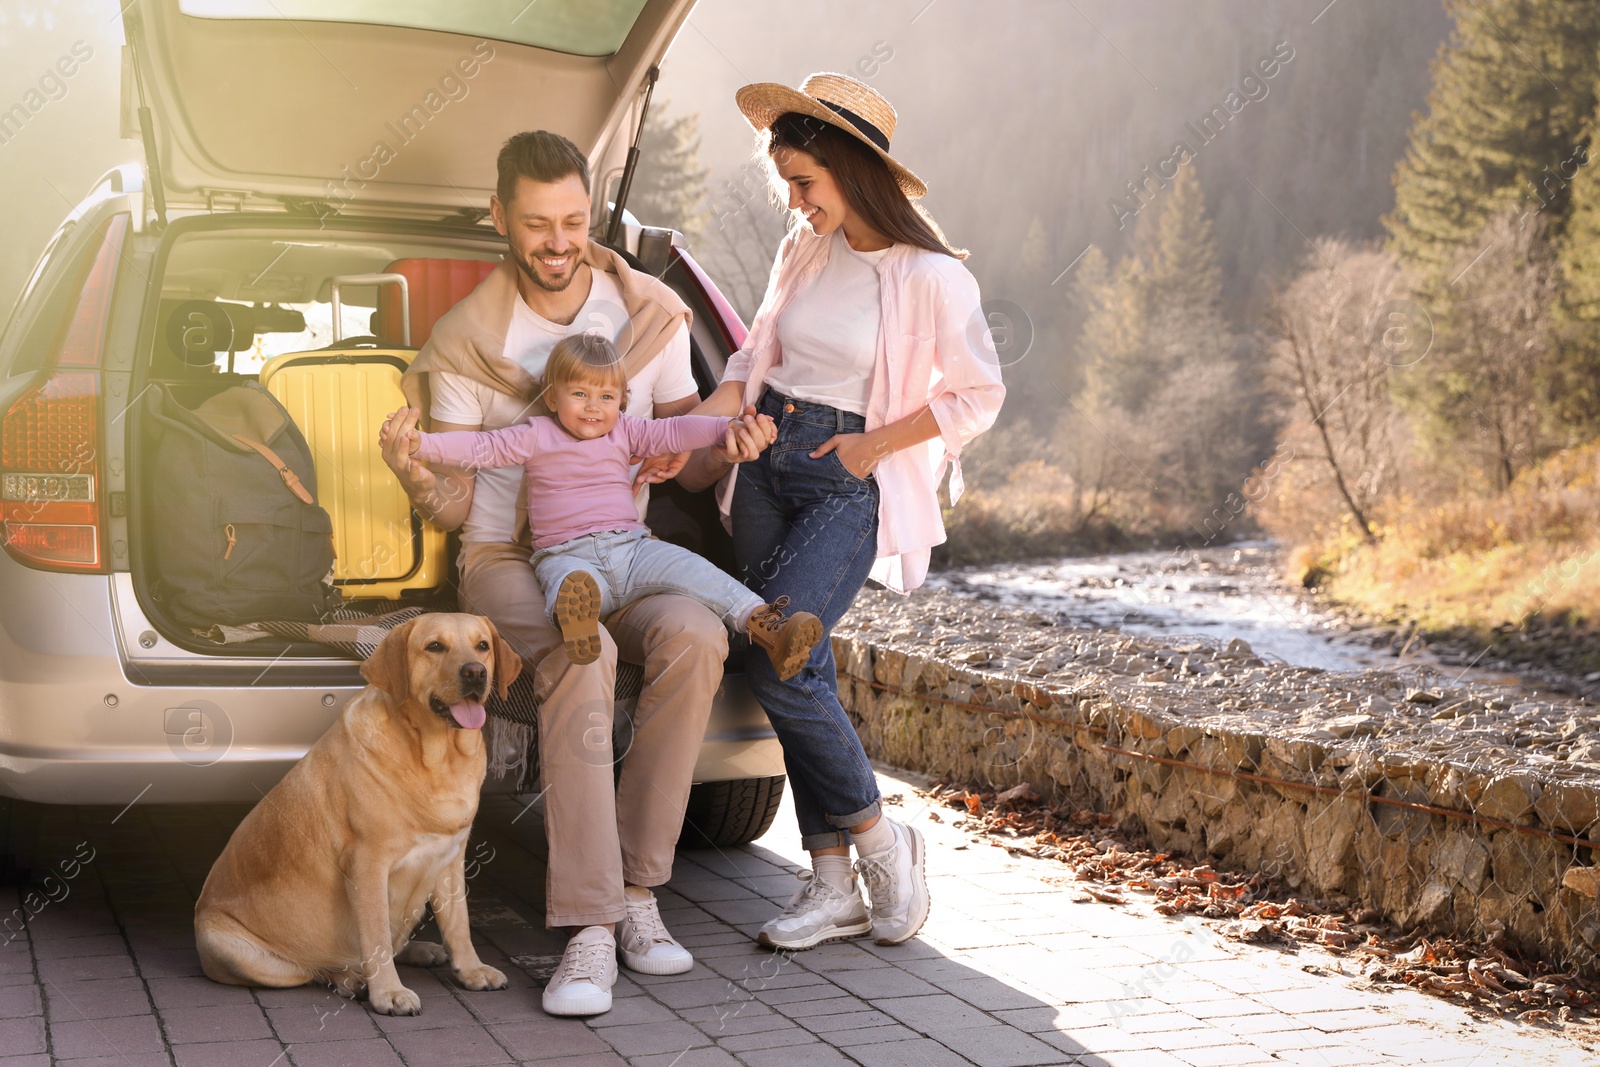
[382,131,761,1018]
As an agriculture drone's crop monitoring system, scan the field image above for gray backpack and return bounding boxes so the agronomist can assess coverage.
[144,383,343,628]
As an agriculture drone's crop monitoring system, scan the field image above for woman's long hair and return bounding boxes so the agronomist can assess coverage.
[766,112,966,260]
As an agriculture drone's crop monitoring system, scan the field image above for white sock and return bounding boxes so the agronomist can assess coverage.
[813,854,855,893]
[736,598,774,630]
[851,817,898,857]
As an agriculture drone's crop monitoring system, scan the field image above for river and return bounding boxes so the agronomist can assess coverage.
[927,540,1522,684]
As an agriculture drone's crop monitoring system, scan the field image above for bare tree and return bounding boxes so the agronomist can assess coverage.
[1145,354,1269,525]
[1422,212,1560,490]
[627,100,710,243]
[694,164,791,322]
[1268,239,1410,542]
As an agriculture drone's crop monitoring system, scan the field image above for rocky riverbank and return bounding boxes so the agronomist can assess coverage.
[832,586,1600,977]
[1315,598,1600,705]
[932,539,1600,699]
[928,542,1441,673]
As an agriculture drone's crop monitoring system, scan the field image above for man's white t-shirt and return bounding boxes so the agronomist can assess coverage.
[429,267,697,543]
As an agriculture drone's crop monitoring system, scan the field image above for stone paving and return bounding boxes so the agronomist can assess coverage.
[0,765,1588,1066]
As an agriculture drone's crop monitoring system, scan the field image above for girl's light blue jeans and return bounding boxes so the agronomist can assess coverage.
[532,528,764,633]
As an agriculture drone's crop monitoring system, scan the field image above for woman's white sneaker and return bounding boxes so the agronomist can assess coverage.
[619,886,694,975]
[756,870,872,950]
[542,926,617,1017]
[854,817,930,945]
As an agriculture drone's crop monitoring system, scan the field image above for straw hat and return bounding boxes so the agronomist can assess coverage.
[735,73,927,199]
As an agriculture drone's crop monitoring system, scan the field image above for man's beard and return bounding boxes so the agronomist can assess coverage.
[512,246,580,293]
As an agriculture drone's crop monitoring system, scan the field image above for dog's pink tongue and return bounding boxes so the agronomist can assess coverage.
[449,702,487,730]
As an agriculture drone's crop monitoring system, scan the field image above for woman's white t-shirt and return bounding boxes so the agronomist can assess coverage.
[766,228,888,415]
[428,267,697,543]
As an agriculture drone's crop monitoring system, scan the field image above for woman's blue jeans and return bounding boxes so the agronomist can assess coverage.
[732,388,883,851]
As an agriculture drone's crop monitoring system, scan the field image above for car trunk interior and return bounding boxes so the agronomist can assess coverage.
[127,214,736,657]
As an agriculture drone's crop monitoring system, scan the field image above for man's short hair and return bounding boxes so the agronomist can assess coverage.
[496,130,591,205]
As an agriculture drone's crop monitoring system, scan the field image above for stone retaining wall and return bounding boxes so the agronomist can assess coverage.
[832,590,1600,977]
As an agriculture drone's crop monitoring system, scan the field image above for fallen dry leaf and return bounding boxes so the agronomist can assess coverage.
[995,782,1038,807]
[916,778,1600,1030]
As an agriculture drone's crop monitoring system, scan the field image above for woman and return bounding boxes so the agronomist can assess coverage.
[685,73,1004,949]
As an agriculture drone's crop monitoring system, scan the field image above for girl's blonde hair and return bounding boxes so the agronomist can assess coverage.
[540,332,628,404]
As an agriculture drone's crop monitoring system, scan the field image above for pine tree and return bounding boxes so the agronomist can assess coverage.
[1558,79,1600,318]
[1078,168,1232,417]
[1070,168,1270,517]
[1385,0,1600,285]
[1073,245,1149,416]
[1019,216,1050,275]
[1553,88,1600,427]
[1138,166,1223,317]
[625,100,710,242]
[1561,135,1600,322]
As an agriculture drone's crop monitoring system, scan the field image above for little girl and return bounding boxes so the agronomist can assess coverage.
[381,333,822,679]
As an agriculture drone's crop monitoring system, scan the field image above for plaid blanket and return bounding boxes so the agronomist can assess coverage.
[199,606,645,764]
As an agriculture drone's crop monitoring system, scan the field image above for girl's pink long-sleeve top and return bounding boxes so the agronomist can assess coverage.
[414,413,729,551]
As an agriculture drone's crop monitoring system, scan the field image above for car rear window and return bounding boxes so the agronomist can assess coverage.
[178,0,651,57]
[153,229,502,375]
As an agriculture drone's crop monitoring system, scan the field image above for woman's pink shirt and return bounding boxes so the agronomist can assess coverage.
[719,226,1006,593]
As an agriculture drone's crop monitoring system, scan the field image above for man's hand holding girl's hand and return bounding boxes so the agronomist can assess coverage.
[377,409,420,454]
[379,406,430,488]
[632,450,690,492]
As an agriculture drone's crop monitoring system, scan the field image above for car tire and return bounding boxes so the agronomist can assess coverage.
[679,775,786,849]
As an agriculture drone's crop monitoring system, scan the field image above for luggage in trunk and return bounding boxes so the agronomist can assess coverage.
[143,382,343,628]
[259,343,449,600]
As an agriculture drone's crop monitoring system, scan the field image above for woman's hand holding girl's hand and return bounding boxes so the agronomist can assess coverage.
[631,408,777,491]
[728,411,777,453]
[811,430,887,480]
[713,406,776,463]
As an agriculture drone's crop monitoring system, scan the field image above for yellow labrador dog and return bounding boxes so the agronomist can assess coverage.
[195,614,521,1015]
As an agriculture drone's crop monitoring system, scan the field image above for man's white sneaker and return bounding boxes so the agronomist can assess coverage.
[854,817,930,945]
[542,926,617,1017]
[756,870,871,951]
[619,886,693,975]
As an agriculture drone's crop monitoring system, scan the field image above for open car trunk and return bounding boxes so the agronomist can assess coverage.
[115,0,726,659]
[125,214,737,659]
[122,0,696,220]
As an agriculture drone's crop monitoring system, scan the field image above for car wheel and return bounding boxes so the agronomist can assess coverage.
[679,776,786,849]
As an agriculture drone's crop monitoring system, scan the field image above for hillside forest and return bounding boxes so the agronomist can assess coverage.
[634,0,1600,666]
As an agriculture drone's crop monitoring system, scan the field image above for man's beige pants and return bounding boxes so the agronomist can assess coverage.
[459,540,724,928]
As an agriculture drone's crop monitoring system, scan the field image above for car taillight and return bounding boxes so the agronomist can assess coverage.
[1,214,127,572]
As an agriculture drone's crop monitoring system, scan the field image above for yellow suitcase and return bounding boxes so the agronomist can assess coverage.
[259,344,449,600]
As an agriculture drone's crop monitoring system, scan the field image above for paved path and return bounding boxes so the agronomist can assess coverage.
[0,766,1588,1066]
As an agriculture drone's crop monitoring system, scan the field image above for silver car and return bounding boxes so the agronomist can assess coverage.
[0,0,785,864]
